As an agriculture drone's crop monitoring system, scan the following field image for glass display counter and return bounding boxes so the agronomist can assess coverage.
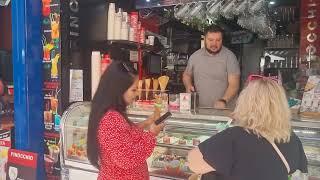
[60,102,320,180]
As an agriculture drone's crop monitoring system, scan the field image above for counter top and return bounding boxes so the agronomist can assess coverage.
[128,108,232,121]
[127,108,320,129]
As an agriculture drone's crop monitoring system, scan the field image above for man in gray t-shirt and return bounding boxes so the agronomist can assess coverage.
[183,25,240,109]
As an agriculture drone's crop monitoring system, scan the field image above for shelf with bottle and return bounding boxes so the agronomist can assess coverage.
[89,40,154,51]
[263,67,299,70]
[264,47,299,50]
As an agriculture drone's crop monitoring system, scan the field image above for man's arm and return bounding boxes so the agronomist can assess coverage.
[214,74,240,109]
[215,51,240,108]
[183,71,195,92]
[222,74,240,102]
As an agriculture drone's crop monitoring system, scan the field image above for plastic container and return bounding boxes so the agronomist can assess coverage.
[114,8,122,40]
[140,27,145,44]
[107,3,115,40]
[120,21,129,40]
[101,54,112,74]
[130,12,139,42]
[129,27,135,41]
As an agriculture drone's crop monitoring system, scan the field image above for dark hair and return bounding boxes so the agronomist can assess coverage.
[204,25,224,36]
[87,61,138,169]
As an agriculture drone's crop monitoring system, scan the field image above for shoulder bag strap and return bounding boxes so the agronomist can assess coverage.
[269,141,290,174]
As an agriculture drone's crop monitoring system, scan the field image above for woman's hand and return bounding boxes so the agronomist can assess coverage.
[136,112,160,129]
[149,122,165,136]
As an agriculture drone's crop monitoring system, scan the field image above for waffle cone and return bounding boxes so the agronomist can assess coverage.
[158,76,169,92]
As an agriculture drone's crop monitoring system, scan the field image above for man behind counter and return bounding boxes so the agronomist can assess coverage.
[183,25,240,109]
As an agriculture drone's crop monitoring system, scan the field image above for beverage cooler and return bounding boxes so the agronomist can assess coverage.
[60,102,320,180]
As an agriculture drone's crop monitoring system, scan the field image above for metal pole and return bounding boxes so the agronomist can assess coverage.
[11,0,44,179]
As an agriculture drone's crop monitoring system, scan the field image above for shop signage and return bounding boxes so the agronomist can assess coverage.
[41,0,63,179]
[69,0,80,51]
[69,69,83,102]
[300,0,320,60]
[0,130,11,179]
[6,149,37,180]
[230,31,254,44]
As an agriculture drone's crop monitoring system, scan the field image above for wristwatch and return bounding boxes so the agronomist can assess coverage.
[218,99,227,104]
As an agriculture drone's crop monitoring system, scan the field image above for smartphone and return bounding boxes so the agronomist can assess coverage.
[155,112,172,125]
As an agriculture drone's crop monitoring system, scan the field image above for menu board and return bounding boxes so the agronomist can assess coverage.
[41,0,62,179]
[0,129,11,180]
[6,149,37,180]
[300,76,320,118]
[44,132,61,180]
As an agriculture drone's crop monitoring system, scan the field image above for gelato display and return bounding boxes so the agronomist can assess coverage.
[148,147,191,179]
[60,102,320,180]
[303,145,320,163]
[157,133,210,147]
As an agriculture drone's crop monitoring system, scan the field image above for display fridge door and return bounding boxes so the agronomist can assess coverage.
[60,102,91,165]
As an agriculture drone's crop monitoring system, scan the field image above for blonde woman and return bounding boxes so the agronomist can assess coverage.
[188,78,308,180]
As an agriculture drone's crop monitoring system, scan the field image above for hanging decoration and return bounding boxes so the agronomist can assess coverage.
[172,0,275,39]
[0,0,10,6]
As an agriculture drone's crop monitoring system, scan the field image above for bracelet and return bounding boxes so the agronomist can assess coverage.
[219,99,227,104]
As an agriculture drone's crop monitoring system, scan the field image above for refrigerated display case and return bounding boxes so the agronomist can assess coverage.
[60,102,320,180]
[60,102,98,180]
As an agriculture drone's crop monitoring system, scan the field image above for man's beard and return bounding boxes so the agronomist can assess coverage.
[205,45,221,55]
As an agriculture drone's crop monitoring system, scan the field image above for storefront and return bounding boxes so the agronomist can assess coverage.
[58,0,320,180]
[0,0,319,180]
[0,0,45,179]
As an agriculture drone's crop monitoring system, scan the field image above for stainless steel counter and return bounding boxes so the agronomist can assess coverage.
[127,108,320,129]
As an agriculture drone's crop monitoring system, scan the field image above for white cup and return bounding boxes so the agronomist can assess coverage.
[148,36,155,46]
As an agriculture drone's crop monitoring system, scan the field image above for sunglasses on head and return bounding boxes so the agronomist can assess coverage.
[247,74,279,84]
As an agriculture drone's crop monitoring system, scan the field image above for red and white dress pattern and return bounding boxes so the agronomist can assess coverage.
[97,110,156,180]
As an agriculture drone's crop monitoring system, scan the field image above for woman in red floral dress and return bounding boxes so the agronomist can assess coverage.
[87,62,164,180]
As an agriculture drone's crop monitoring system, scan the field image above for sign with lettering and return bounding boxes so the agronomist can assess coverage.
[0,130,11,180]
[300,75,320,118]
[6,149,37,180]
[300,0,320,60]
[230,31,254,44]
